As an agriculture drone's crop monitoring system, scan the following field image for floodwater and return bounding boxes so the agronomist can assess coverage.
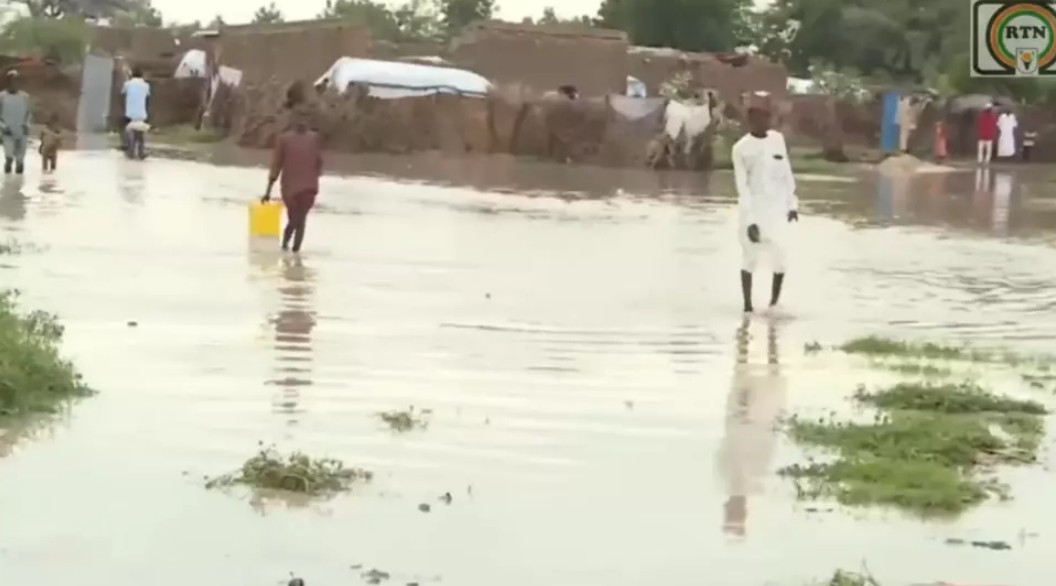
[1,150,1056,586]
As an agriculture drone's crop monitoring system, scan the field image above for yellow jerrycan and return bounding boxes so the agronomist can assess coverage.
[248,199,283,237]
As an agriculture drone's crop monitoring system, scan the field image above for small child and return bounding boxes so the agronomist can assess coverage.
[1023,130,1037,162]
[933,120,948,162]
[39,114,61,172]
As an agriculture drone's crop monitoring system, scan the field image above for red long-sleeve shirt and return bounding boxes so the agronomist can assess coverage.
[977,109,998,141]
[270,129,322,199]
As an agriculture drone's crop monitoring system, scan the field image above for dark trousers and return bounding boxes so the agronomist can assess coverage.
[118,116,130,150]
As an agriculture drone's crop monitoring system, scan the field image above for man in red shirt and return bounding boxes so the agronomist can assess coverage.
[976,103,998,164]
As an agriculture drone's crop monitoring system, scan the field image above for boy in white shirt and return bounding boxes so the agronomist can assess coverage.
[731,92,799,313]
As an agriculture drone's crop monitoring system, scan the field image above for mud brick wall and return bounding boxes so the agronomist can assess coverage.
[627,52,787,104]
[784,94,881,148]
[90,26,190,60]
[107,75,206,128]
[17,62,80,129]
[448,22,629,97]
[217,20,371,85]
[231,84,664,168]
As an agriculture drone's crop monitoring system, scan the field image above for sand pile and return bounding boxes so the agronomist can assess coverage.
[877,153,955,175]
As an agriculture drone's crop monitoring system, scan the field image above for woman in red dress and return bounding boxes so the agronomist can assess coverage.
[263,107,323,253]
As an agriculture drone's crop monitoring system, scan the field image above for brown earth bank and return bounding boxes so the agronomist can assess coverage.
[225,84,708,169]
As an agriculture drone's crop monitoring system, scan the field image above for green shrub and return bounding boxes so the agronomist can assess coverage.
[0,290,92,419]
[0,17,90,64]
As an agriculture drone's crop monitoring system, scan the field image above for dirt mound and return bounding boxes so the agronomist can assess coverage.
[877,154,954,175]
[229,84,681,168]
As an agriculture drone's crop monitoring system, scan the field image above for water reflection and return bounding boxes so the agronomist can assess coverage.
[38,177,61,194]
[992,172,1013,235]
[875,172,911,221]
[848,168,1044,238]
[118,161,146,205]
[972,167,991,226]
[266,255,316,423]
[0,176,27,222]
[0,412,65,459]
[717,316,785,538]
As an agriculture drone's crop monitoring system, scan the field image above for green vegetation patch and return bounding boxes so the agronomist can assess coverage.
[815,569,880,586]
[868,359,953,378]
[781,381,1048,516]
[378,406,431,433]
[839,335,1030,366]
[205,444,373,496]
[0,290,93,421]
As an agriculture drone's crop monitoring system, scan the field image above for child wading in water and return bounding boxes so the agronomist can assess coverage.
[39,114,61,172]
[263,107,322,253]
[933,120,948,162]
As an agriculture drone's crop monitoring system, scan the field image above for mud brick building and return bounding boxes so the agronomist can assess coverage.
[449,21,630,96]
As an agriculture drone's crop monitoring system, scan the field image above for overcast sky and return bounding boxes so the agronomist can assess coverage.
[150,0,603,25]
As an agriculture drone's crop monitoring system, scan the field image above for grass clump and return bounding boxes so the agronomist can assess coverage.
[0,290,92,421]
[205,444,372,496]
[781,381,1048,516]
[869,360,952,378]
[840,336,971,361]
[1022,371,1056,392]
[378,406,430,433]
[814,569,879,586]
[839,335,1032,366]
[855,381,1046,415]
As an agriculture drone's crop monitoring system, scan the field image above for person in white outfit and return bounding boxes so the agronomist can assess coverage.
[732,92,799,313]
[996,109,1018,159]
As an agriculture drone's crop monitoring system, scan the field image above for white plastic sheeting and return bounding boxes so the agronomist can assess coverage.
[314,57,491,99]
[626,75,647,97]
[664,101,712,143]
[609,95,664,120]
[174,49,207,78]
[787,77,816,94]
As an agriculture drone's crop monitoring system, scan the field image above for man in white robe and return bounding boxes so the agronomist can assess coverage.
[732,92,799,313]
[997,109,1018,158]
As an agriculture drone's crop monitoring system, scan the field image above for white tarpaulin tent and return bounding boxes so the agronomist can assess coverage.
[174,49,207,78]
[314,57,491,99]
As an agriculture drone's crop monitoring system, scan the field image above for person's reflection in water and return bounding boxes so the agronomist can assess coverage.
[875,173,893,220]
[972,166,991,223]
[267,255,316,423]
[992,172,1013,234]
[717,316,787,538]
[874,172,911,222]
[0,175,26,221]
[118,161,146,205]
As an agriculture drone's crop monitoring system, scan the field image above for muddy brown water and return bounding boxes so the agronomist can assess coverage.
[1,149,1055,585]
